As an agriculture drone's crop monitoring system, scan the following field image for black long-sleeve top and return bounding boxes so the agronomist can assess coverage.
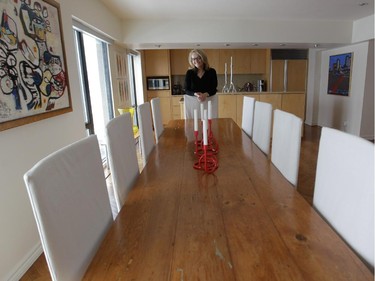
[184,68,218,97]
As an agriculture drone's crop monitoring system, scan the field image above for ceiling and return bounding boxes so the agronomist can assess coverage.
[100,0,373,21]
[99,0,374,49]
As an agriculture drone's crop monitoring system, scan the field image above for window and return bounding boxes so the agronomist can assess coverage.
[74,28,113,161]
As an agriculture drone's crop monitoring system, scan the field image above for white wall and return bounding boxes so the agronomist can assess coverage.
[360,39,374,139]
[305,15,374,137]
[317,42,371,136]
[352,15,375,43]
[0,0,123,280]
[305,48,323,126]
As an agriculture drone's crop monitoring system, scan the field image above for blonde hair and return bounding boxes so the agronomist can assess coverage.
[188,49,210,70]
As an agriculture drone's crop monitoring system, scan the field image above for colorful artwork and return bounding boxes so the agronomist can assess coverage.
[327,52,353,96]
[0,0,71,131]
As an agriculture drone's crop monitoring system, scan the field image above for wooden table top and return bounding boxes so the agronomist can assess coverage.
[84,118,373,281]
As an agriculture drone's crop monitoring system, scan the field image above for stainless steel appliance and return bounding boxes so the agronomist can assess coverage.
[147,77,170,90]
[257,80,266,92]
[172,84,182,95]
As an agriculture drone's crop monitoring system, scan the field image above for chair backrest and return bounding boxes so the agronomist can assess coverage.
[138,102,155,164]
[252,101,273,155]
[271,109,302,186]
[23,135,113,281]
[151,97,164,143]
[313,127,374,266]
[106,113,140,213]
[241,96,256,137]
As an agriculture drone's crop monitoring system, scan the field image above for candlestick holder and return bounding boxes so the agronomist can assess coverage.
[193,144,218,173]
[194,130,203,155]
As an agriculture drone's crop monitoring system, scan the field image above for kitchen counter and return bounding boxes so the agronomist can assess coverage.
[217,91,305,95]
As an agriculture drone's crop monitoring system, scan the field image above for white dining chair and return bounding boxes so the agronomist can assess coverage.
[271,109,302,186]
[23,135,113,281]
[252,101,273,155]
[313,127,374,267]
[184,94,218,119]
[138,102,155,164]
[151,97,164,143]
[105,113,140,213]
[241,96,256,138]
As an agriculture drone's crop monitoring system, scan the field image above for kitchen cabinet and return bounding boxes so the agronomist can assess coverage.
[169,48,267,75]
[287,60,307,91]
[271,59,307,92]
[171,96,184,119]
[170,49,221,75]
[147,91,171,125]
[218,95,237,121]
[259,93,282,111]
[144,50,170,76]
[218,49,267,75]
[249,49,267,74]
[170,49,189,75]
[281,93,306,120]
[144,50,172,124]
[219,49,248,74]
[204,49,220,72]
[271,60,286,92]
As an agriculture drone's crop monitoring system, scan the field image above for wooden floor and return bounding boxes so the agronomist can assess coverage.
[20,125,321,281]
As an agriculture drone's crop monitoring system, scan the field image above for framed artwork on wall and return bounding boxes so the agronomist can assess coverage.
[0,0,71,132]
[327,52,353,96]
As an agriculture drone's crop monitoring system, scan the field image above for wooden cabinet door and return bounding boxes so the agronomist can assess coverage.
[281,93,306,120]
[287,60,307,91]
[218,49,235,75]
[259,94,282,111]
[144,50,170,76]
[218,95,237,121]
[159,97,172,125]
[271,60,285,92]
[204,49,220,73]
[249,49,267,74]
[170,49,190,75]
[219,49,252,74]
[171,96,184,120]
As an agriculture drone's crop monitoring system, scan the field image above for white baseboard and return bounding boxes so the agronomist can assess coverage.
[6,242,43,281]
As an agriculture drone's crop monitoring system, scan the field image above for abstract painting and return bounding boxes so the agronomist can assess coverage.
[0,0,71,131]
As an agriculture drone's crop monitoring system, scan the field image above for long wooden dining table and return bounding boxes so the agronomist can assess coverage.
[84,118,373,280]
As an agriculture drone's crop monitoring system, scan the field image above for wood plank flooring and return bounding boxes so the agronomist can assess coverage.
[20,125,321,281]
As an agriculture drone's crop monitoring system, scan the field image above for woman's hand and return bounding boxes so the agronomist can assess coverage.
[194,92,209,102]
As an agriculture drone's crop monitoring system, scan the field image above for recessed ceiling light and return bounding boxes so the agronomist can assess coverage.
[358,2,368,6]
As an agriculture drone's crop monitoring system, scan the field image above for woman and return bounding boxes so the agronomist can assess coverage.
[184,49,218,119]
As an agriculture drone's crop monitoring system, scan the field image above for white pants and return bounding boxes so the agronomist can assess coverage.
[184,94,218,119]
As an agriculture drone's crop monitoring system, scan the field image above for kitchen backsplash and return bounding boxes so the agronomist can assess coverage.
[172,74,265,93]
